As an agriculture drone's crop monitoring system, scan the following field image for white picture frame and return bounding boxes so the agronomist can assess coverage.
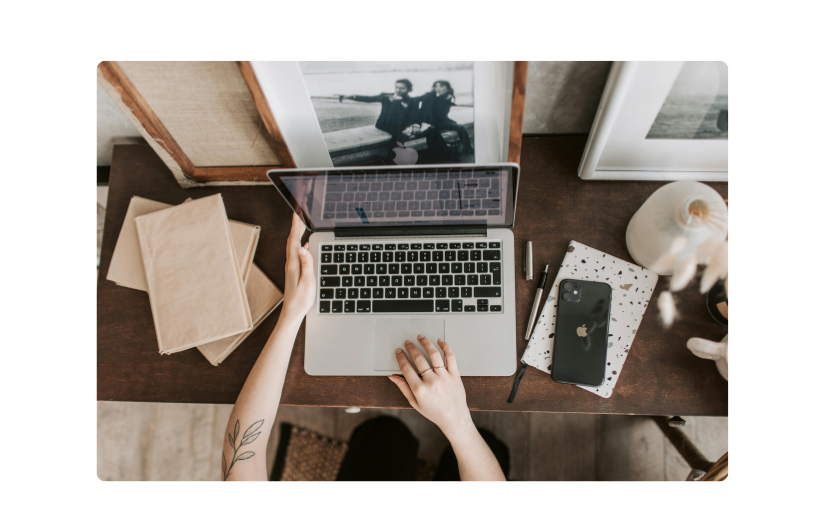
[579,61,728,181]
[250,61,515,168]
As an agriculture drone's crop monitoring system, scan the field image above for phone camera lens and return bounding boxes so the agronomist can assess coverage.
[563,282,573,291]
[562,292,571,301]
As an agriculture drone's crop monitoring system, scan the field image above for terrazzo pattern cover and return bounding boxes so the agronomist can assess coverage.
[522,241,658,398]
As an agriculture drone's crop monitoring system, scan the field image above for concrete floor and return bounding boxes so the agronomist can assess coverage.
[96,188,727,481]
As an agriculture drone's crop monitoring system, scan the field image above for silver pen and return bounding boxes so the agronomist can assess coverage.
[524,263,550,340]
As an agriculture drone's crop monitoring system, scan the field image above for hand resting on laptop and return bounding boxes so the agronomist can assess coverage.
[389,335,505,481]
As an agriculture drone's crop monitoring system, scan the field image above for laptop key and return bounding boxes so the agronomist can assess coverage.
[321,265,338,275]
[352,264,362,275]
[319,301,331,313]
[408,251,418,262]
[482,250,501,261]
[402,264,412,274]
[334,245,345,251]
[398,243,409,250]
[322,245,332,251]
[451,263,462,273]
[395,251,406,262]
[477,305,489,312]
[348,288,359,298]
[477,262,488,273]
[461,287,473,298]
[365,264,375,274]
[446,251,456,261]
[423,243,435,249]
[464,305,476,312]
[411,243,422,250]
[320,289,334,299]
[336,288,346,299]
[373,288,383,298]
[437,243,449,249]
[490,262,501,273]
[436,300,450,312]
[436,287,447,298]
[332,301,343,313]
[320,277,340,287]
[450,243,461,249]
[474,287,502,298]
[448,287,459,298]
[382,276,393,286]
[358,252,369,262]
[333,253,344,263]
[383,252,393,262]
[458,251,469,261]
[367,276,377,286]
[398,288,409,298]
[360,244,371,250]
[354,276,365,286]
[385,244,396,250]
[489,242,500,248]
[423,287,434,298]
[388,264,399,274]
[356,300,371,313]
[491,305,502,312]
[339,265,350,275]
[377,264,387,274]
[347,245,358,251]
[468,275,479,285]
[385,288,396,298]
[441,275,453,285]
[439,263,450,273]
[433,251,444,261]
[462,243,474,249]
[464,263,475,273]
[344,300,355,313]
[372,244,383,250]
[342,277,353,287]
[429,275,440,285]
[414,263,424,274]
[493,271,501,285]
[426,263,437,273]
[475,242,487,249]
[373,300,433,312]
[451,299,463,312]
[470,250,481,261]
[481,274,491,285]
[420,251,431,261]
[411,287,421,298]
[477,299,489,305]
[321,253,332,263]
[360,288,371,298]
[389,276,401,286]
[454,275,465,285]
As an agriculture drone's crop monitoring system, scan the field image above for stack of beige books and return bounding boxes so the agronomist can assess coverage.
[106,194,283,365]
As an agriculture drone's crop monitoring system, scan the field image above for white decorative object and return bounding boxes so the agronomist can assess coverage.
[522,241,658,399]
[626,181,727,275]
[579,61,728,181]
[687,335,728,380]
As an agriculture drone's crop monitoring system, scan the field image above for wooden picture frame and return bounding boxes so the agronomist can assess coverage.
[98,61,527,186]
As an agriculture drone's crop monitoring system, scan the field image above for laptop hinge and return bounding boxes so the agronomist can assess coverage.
[334,226,487,239]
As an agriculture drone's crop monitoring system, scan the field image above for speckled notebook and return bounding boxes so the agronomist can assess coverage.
[521,241,658,398]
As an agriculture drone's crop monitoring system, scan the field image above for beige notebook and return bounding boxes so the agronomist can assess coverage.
[135,194,253,354]
[198,264,284,366]
[107,196,260,291]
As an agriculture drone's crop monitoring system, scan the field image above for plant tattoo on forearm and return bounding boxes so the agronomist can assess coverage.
[222,419,264,481]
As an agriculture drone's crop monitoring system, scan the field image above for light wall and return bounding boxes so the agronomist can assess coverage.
[96,62,612,166]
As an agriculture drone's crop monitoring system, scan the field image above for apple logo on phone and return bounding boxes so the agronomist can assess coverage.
[576,324,588,337]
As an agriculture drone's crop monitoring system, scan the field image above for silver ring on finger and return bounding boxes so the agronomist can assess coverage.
[419,368,435,377]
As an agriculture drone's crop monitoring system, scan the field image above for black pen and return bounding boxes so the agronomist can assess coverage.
[524,263,550,340]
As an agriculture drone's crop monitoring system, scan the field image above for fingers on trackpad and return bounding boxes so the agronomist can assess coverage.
[373,319,445,371]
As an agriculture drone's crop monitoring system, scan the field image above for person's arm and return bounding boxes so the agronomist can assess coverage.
[388,335,506,481]
[221,213,316,481]
[342,94,385,103]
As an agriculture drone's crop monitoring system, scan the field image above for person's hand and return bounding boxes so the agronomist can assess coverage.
[388,335,474,440]
[280,213,315,323]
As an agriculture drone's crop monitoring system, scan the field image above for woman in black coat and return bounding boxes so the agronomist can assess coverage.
[408,80,474,162]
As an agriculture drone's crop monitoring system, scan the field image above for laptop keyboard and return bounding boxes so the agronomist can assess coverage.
[317,241,503,314]
[322,170,502,222]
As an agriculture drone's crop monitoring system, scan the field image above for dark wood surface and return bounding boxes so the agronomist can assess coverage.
[98,137,728,415]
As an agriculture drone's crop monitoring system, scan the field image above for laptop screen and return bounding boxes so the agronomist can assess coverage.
[268,164,518,232]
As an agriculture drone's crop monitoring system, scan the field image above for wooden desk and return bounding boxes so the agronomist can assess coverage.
[98,137,728,416]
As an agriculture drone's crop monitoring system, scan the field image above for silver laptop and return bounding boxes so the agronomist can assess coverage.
[267,164,519,376]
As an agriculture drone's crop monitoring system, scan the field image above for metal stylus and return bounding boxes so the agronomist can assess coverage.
[524,263,550,340]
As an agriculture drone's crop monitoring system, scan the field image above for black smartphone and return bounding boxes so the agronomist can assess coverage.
[550,279,612,387]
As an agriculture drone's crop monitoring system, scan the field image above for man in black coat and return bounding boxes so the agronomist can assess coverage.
[342,79,418,142]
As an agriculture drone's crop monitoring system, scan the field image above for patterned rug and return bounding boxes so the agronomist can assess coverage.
[270,423,435,481]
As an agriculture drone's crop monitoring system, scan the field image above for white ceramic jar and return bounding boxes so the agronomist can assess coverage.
[626,181,727,275]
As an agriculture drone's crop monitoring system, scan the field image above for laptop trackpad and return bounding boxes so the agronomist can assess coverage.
[373,319,446,371]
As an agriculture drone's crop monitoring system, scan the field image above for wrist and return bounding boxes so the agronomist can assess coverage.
[441,412,476,443]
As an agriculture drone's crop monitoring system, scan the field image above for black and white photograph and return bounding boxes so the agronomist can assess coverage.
[298,61,475,166]
[646,61,728,140]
